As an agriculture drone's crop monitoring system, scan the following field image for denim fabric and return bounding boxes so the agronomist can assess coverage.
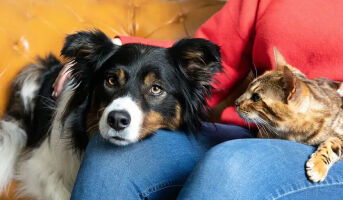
[178,139,343,200]
[71,123,343,200]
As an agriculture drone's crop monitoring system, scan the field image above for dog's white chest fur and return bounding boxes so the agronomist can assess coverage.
[17,137,81,200]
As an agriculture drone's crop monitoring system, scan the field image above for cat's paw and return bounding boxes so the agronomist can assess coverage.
[306,154,329,182]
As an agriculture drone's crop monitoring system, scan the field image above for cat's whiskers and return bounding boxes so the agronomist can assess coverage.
[259,118,280,137]
[251,118,266,138]
[254,118,277,138]
[255,122,266,138]
[259,123,269,137]
[263,124,278,137]
[247,121,251,131]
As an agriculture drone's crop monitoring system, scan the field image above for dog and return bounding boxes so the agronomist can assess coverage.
[0,30,222,199]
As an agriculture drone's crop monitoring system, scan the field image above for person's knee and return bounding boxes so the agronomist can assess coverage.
[199,139,302,185]
[201,139,269,180]
[179,139,279,199]
[73,130,206,199]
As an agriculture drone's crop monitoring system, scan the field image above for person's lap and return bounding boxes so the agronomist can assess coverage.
[178,139,343,200]
[71,123,343,200]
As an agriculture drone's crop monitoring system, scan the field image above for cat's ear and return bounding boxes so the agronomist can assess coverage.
[283,66,302,102]
[273,47,303,75]
[274,47,288,70]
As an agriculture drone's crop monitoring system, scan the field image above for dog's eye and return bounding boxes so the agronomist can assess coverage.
[149,85,163,95]
[106,76,116,87]
[251,93,261,102]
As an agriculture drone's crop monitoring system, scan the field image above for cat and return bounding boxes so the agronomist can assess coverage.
[235,47,343,182]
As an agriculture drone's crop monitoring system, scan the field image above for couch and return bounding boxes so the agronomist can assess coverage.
[0,0,225,199]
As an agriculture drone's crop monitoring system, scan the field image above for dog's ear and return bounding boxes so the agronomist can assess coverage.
[169,38,222,133]
[61,30,120,91]
[59,30,118,148]
[61,30,118,70]
[169,38,222,93]
[60,30,119,93]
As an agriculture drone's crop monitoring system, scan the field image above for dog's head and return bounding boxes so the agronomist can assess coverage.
[61,30,221,146]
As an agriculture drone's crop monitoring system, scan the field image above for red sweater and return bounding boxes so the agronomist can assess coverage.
[119,0,343,127]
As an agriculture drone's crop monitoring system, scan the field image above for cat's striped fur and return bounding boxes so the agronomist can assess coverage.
[235,48,343,182]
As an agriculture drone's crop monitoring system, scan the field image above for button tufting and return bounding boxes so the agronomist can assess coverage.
[12,36,30,53]
[177,13,186,23]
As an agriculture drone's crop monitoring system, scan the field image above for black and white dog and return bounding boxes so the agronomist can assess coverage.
[0,30,221,199]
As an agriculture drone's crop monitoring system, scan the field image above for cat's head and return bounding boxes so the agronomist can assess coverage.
[235,47,309,127]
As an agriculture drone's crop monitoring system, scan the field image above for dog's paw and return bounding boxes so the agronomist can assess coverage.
[306,154,329,182]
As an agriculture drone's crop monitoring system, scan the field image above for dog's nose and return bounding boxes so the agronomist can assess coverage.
[107,111,131,131]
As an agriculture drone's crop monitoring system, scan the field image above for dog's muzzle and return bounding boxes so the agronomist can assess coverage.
[99,96,142,145]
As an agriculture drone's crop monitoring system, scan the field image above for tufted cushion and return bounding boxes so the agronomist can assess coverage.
[0,0,224,199]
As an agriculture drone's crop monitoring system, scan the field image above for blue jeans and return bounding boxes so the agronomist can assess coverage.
[71,123,343,200]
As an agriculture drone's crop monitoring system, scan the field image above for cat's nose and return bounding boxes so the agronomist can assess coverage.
[234,101,240,107]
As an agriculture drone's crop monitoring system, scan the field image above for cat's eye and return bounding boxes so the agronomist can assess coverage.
[105,76,116,87]
[251,93,261,102]
[149,85,163,96]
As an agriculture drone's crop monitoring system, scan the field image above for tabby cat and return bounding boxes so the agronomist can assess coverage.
[235,48,343,182]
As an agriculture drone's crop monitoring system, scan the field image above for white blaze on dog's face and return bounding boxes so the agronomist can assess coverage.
[99,96,143,145]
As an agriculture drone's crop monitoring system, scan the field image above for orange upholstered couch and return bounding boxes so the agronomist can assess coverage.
[0,0,225,199]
